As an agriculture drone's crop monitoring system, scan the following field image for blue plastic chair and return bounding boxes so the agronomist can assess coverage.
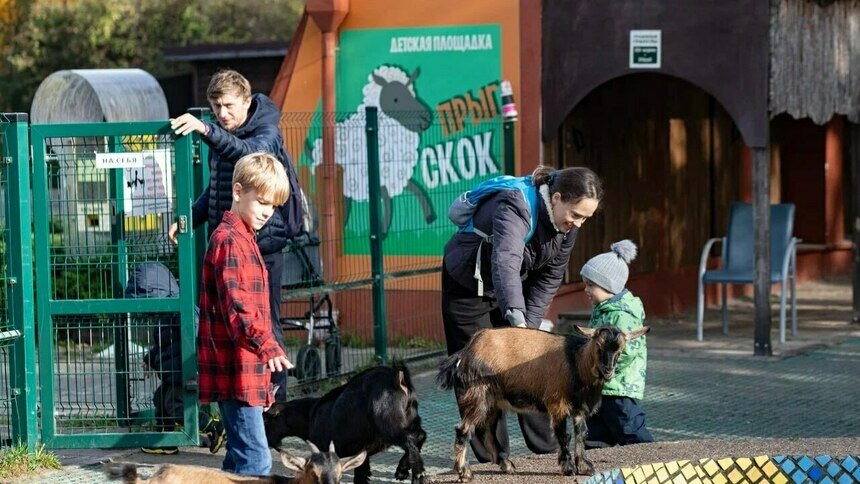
[696,202,799,342]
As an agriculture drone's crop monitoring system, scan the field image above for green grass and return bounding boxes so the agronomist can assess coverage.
[0,443,62,479]
[391,335,444,350]
[340,332,371,348]
[338,333,444,350]
[59,417,118,429]
[283,336,304,348]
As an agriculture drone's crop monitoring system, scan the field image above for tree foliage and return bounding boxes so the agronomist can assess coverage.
[0,0,303,112]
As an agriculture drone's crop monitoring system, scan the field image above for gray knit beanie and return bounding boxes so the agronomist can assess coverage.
[579,240,637,294]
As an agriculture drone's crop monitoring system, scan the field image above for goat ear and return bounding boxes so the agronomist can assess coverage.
[265,401,285,416]
[573,325,596,337]
[339,450,368,472]
[397,371,409,396]
[279,450,307,472]
[626,326,650,340]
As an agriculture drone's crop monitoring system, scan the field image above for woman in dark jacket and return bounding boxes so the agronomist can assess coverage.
[442,165,603,466]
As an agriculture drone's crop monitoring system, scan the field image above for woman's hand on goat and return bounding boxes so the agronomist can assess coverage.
[266,355,294,373]
[505,309,527,328]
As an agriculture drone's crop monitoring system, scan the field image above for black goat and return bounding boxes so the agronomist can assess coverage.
[264,360,427,484]
[437,325,649,480]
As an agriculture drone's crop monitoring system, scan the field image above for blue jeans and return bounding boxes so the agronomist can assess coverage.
[218,399,271,476]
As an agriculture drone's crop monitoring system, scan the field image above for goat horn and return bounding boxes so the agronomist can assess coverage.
[307,440,320,453]
[329,441,336,454]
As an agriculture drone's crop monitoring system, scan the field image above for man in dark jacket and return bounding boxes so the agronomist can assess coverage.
[169,69,298,400]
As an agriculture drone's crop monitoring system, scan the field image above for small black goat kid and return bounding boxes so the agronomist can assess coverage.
[437,325,649,481]
[264,360,427,484]
[104,441,366,483]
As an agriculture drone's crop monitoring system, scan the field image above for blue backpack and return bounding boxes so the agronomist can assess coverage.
[448,175,540,297]
[448,175,540,243]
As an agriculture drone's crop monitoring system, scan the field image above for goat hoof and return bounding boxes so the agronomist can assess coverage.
[412,473,426,484]
[575,459,595,476]
[457,466,473,482]
[500,459,516,474]
[560,459,575,476]
[395,467,409,480]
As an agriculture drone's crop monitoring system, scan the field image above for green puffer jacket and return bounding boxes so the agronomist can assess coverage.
[588,290,647,399]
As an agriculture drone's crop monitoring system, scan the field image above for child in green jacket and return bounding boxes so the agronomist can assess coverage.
[580,240,654,447]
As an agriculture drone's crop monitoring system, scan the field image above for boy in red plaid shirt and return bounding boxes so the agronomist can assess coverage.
[197,152,294,476]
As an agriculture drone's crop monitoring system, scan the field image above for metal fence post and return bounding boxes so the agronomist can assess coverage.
[107,136,132,422]
[173,130,201,443]
[365,107,387,361]
[3,113,38,449]
[188,108,211,289]
[503,120,515,175]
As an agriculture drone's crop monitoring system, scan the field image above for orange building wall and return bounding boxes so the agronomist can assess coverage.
[275,0,533,170]
[271,1,549,348]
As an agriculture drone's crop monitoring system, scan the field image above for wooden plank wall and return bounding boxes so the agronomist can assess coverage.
[555,73,742,281]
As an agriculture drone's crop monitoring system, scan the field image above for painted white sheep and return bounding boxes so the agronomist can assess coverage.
[310,65,435,236]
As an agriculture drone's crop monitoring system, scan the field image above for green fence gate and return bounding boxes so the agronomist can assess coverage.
[30,121,200,449]
[0,114,39,450]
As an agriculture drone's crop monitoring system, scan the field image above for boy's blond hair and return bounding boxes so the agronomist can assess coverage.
[207,69,252,101]
[232,152,290,205]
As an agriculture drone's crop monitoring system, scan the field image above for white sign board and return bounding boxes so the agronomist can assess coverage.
[629,30,661,69]
[95,151,144,169]
[123,149,173,216]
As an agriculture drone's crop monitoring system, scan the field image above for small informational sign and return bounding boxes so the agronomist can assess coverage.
[124,149,172,217]
[630,30,661,69]
[95,151,145,169]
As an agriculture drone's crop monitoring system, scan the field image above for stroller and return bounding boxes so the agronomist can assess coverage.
[280,190,342,391]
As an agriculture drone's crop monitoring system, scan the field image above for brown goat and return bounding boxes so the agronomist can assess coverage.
[104,441,367,484]
[437,325,649,481]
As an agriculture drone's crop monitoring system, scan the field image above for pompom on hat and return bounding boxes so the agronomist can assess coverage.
[579,240,637,294]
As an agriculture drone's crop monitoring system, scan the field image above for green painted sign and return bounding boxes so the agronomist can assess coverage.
[301,24,504,256]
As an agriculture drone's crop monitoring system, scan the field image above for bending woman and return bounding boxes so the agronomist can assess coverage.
[441,165,603,465]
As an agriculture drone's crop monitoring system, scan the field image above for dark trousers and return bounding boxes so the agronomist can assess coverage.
[441,266,557,463]
[153,381,215,434]
[264,252,288,401]
[586,396,653,447]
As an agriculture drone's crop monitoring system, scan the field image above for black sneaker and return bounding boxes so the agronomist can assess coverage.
[203,417,226,454]
[141,446,179,455]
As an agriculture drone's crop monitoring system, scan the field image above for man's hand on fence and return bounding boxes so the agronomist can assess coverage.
[266,355,294,373]
[168,222,179,244]
[170,114,207,137]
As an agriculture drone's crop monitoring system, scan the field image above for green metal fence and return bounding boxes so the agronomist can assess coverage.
[0,114,38,451]
[0,104,514,448]
[278,107,513,391]
[30,121,200,449]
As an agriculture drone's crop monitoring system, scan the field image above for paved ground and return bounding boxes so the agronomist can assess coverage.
[12,277,860,483]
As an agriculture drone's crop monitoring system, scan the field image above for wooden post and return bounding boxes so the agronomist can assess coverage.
[825,116,845,245]
[307,0,349,284]
[752,147,772,355]
[851,122,860,325]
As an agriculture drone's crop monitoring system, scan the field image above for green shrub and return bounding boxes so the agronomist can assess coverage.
[0,443,62,479]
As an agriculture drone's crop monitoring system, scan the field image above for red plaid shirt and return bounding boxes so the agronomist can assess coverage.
[197,211,284,407]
